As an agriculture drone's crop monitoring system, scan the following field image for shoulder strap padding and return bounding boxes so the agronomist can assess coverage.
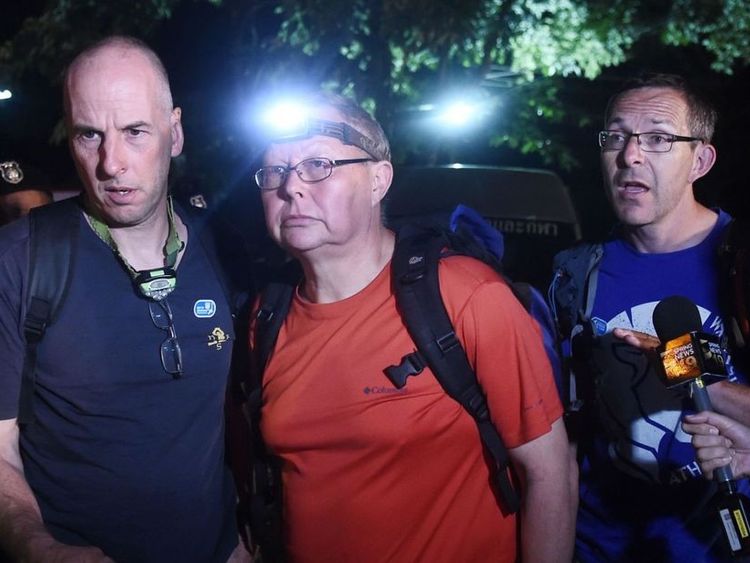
[255,282,295,379]
[389,226,520,514]
[549,242,603,336]
[19,197,82,425]
[246,280,295,557]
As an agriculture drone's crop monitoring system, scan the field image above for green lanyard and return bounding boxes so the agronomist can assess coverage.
[86,198,184,300]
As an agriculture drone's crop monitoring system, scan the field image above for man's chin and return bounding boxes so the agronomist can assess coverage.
[613,204,653,228]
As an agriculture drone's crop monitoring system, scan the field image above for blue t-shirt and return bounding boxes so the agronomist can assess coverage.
[576,210,748,562]
[0,207,238,562]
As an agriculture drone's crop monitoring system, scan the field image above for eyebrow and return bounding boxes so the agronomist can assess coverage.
[123,121,151,130]
[70,121,153,135]
[70,123,100,136]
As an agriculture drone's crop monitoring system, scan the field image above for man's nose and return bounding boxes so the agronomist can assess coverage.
[278,167,306,200]
[621,134,644,166]
[98,135,127,178]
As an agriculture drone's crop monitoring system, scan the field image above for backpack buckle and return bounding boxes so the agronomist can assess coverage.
[384,351,426,388]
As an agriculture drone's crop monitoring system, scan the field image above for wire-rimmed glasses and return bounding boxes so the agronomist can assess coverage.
[254,157,373,190]
[598,130,703,153]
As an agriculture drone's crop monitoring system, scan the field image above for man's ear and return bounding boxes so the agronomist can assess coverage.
[170,107,184,157]
[370,160,393,206]
[689,142,716,183]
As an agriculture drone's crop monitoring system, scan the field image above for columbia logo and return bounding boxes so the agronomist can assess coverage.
[408,255,423,266]
[363,386,407,395]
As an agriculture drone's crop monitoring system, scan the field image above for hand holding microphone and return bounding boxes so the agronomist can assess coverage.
[652,295,750,557]
[683,411,750,481]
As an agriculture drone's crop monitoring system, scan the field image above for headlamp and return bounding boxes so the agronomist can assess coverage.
[269,119,380,160]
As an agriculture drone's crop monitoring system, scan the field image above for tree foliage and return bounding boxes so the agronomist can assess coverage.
[665,0,750,74]
[256,0,750,167]
[1,1,208,83]
[3,0,750,171]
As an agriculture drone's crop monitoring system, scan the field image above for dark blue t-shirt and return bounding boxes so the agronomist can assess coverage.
[576,210,748,562]
[0,208,238,562]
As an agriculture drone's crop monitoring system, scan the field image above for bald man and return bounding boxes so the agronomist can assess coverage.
[0,37,249,562]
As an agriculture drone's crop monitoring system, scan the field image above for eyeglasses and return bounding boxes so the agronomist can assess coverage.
[598,130,703,153]
[254,157,374,191]
[148,299,184,377]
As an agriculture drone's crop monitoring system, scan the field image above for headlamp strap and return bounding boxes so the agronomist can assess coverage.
[85,197,184,300]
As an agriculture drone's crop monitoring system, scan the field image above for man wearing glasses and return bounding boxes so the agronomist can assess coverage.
[550,74,750,561]
[0,37,249,562]
[250,93,575,562]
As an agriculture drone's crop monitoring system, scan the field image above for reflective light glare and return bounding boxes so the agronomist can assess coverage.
[260,100,308,135]
[0,90,11,101]
[438,101,478,126]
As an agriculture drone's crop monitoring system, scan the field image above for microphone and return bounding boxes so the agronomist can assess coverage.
[653,296,750,557]
[653,295,728,389]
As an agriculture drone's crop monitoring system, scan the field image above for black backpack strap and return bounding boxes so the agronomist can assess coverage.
[548,242,606,457]
[247,280,295,432]
[255,282,295,374]
[245,281,295,561]
[549,242,603,403]
[549,242,603,337]
[19,197,82,425]
[387,227,520,514]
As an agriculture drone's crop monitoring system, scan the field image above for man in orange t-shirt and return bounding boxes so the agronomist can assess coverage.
[250,92,576,562]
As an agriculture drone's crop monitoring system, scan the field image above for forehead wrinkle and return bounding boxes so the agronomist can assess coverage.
[607,91,687,131]
[67,67,169,139]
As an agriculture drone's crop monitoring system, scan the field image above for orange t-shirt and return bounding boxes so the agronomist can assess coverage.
[257,256,563,562]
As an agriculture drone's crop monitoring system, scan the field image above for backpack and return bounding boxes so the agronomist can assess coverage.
[17,195,248,426]
[248,205,564,537]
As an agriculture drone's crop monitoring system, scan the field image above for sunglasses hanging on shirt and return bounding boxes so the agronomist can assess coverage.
[85,198,184,301]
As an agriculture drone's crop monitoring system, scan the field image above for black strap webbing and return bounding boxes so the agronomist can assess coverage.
[387,228,520,514]
[246,282,295,561]
[255,282,295,375]
[19,197,81,425]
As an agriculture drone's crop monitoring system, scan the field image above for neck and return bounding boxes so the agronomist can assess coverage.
[298,227,395,304]
[86,200,188,271]
[624,202,717,253]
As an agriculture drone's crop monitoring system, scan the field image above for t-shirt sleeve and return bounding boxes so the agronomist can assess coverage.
[0,220,29,419]
[441,258,563,449]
